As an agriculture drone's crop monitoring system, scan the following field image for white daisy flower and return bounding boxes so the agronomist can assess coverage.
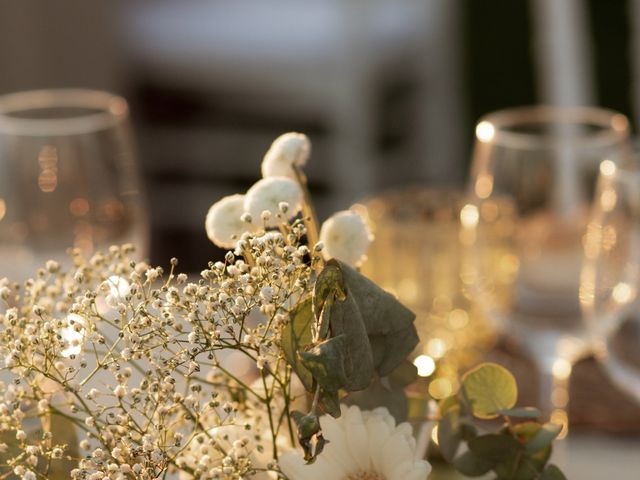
[319,210,373,266]
[244,177,303,228]
[279,405,431,480]
[261,132,311,179]
[205,194,256,249]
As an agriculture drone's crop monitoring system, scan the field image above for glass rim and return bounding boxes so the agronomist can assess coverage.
[476,105,630,150]
[0,89,129,136]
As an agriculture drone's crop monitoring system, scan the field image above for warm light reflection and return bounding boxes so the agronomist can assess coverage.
[612,282,634,304]
[552,358,572,380]
[37,145,59,193]
[70,198,90,217]
[428,378,453,399]
[108,275,130,300]
[600,159,616,177]
[60,314,86,358]
[0,198,5,222]
[414,355,436,377]
[600,188,617,212]
[430,425,439,445]
[426,338,448,359]
[460,204,479,229]
[448,309,469,329]
[474,174,494,199]
[476,121,495,142]
[611,113,629,132]
[551,409,569,439]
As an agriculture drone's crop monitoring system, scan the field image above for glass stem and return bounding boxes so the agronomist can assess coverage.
[538,357,572,438]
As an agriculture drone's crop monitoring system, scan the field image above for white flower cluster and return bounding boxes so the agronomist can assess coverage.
[206,132,373,267]
[0,231,316,479]
[206,133,309,249]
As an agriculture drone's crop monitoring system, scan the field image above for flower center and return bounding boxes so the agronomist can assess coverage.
[345,471,385,480]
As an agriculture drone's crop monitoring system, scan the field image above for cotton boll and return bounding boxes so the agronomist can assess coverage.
[244,177,303,228]
[261,133,311,179]
[319,210,373,266]
[205,194,256,249]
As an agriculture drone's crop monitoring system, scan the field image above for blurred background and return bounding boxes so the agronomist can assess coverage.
[1,0,635,271]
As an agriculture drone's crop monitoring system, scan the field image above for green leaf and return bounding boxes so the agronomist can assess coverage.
[291,411,321,463]
[388,360,418,388]
[525,423,562,454]
[512,423,552,473]
[540,464,567,480]
[319,389,342,417]
[326,260,419,392]
[438,408,462,462]
[299,334,349,392]
[499,407,541,419]
[313,261,346,321]
[468,434,523,464]
[462,363,518,419]
[281,298,314,390]
[345,376,408,423]
[453,449,494,477]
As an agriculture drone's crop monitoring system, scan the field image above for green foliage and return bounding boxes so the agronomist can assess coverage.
[290,411,323,463]
[344,361,418,422]
[462,363,517,419]
[283,260,420,460]
[435,362,567,480]
[281,298,315,390]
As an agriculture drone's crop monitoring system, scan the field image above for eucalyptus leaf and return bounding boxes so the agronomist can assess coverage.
[388,360,418,388]
[325,260,419,391]
[281,298,314,390]
[299,334,349,393]
[344,376,408,423]
[540,464,567,480]
[499,407,541,419]
[525,423,562,454]
[319,389,342,417]
[291,411,321,463]
[512,423,552,473]
[453,449,494,477]
[312,261,346,321]
[468,434,523,464]
[462,363,517,419]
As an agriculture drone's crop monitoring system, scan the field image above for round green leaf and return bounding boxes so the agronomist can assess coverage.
[462,363,517,419]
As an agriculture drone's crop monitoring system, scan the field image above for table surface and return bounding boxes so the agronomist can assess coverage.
[428,432,640,479]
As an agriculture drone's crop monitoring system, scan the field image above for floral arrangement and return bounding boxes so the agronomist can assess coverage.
[0,133,565,480]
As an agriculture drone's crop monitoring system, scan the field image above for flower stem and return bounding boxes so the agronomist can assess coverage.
[293,165,320,252]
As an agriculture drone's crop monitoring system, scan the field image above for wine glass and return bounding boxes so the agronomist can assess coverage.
[0,89,148,282]
[466,106,630,433]
[581,159,640,402]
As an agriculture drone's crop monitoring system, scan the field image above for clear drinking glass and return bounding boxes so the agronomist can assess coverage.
[466,106,630,432]
[0,89,148,281]
[360,188,510,398]
[581,160,640,402]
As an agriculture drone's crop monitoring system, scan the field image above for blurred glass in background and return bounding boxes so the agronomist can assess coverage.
[0,89,148,281]
[361,188,515,398]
